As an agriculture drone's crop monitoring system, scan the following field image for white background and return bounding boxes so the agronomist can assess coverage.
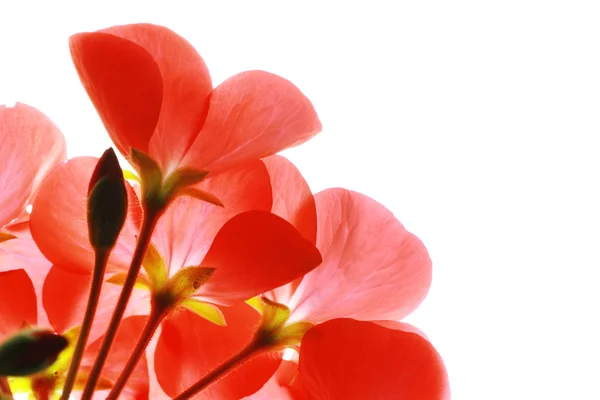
[1,1,600,399]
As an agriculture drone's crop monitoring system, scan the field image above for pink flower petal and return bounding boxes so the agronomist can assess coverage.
[43,266,150,344]
[0,269,37,339]
[182,71,321,175]
[0,103,66,227]
[151,160,272,275]
[198,211,322,306]
[155,303,280,399]
[70,32,163,158]
[101,24,213,172]
[290,319,450,400]
[0,222,52,327]
[288,189,432,324]
[30,157,141,274]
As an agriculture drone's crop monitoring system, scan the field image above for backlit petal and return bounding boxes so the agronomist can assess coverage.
[290,319,450,400]
[70,32,163,158]
[198,211,322,305]
[30,157,141,274]
[183,71,321,175]
[0,269,37,339]
[79,316,150,400]
[155,303,280,399]
[43,266,150,343]
[289,189,432,323]
[151,160,272,275]
[0,103,66,227]
[101,24,213,171]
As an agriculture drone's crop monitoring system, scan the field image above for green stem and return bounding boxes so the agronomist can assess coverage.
[105,304,167,400]
[172,341,262,400]
[59,249,110,400]
[0,377,13,399]
[80,207,161,400]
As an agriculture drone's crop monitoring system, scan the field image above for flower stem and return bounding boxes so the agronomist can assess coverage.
[105,305,167,400]
[59,249,110,400]
[172,341,263,400]
[0,377,13,399]
[80,206,161,400]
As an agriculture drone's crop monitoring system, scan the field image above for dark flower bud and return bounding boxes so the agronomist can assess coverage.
[0,328,68,376]
[88,148,128,250]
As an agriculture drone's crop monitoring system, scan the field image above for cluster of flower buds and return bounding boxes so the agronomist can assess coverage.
[0,23,449,399]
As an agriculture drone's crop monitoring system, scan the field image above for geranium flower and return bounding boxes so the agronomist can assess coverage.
[69,23,321,184]
[287,319,450,399]
[0,268,149,399]
[30,155,322,398]
[160,155,434,399]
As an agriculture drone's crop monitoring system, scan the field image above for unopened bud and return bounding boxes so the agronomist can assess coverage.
[0,328,68,376]
[88,148,128,250]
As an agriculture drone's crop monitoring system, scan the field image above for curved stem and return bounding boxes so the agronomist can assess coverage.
[0,377,13,399]
[173,341,263,400]
[105,305,167,400]
[80,207,161,400]
[60,249,110,400]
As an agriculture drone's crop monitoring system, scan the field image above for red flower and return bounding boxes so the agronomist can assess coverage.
[0,268,150,399]
[288,319,450,400]
[69,24,321,177]
[30,156,322,398]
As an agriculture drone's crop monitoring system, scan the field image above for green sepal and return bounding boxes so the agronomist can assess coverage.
[162,167,209,201]
[0,328,68,377]
[259,297,291,333]
[179,188,224,207]
[180,299,226,326]
[122,169,140,183]
[106,272,151,291]
[130,148,163,206]
[141,242,168,291]
[0,232,16,244]
[165,266,215,303]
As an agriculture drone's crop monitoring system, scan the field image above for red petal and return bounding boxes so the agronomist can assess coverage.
[69,32,163,158]
[0,222,52,327]
[288,189,432,323]
[262,155,317,304]
[0,103,66,227]
[262,155,316,245]
[182,71,321,175]
[79,316,150,400]
[155,303,280,399]
[30,157,141,274]
[198,211,322,305]
[43,266,150,343]
[101,24,213,171]
[152,160,272,275]
[241,360,297,400]
[0,269,37,339]
[290,319,450,400]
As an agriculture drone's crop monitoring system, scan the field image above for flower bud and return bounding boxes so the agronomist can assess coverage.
[87,148,128,250]
[0,328,68,376]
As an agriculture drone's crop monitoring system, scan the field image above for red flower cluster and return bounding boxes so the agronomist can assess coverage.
[0,24,449,400]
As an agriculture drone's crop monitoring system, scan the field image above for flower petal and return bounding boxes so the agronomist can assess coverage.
[30,157,141,274]
[262,155,317,305]
[69,31,163,158]
[241,360,297,400]
[151,160,272,276]
[155,303,280,399]
[101,24,213,171]
[0,103,66,227]
[183,71,321,175]
[42,266,150,344]
[0,222,52,327]
[79,316,150,400]
[290,319,450,400]
[0,269,37,339]
[288,189,432,323]
[199,211,322,305]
